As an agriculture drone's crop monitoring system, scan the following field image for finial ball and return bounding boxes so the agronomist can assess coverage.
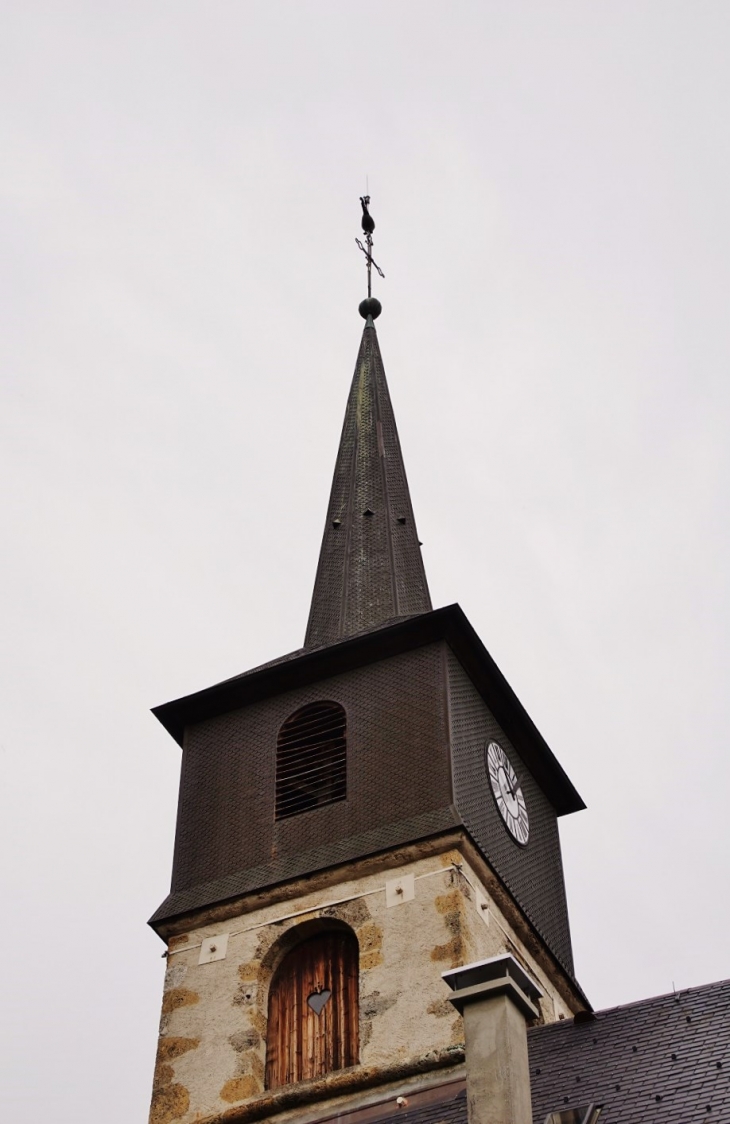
[359,297,382,320]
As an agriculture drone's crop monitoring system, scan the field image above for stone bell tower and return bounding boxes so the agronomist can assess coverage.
[147,205,589,1124]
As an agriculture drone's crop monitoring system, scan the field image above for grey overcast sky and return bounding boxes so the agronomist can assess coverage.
[2,3,730,1120]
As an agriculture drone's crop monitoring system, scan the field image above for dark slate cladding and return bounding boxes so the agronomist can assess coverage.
[528,979,730,1123]
[151,631,578,992]
[447,651,574,976]
[152,644,455,924]
[348,980,730,1124]
[304,322,431,649]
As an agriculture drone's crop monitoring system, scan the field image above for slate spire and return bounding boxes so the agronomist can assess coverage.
[304,318,432,649]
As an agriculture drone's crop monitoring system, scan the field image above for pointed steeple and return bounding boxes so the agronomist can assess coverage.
[304,316,432,648]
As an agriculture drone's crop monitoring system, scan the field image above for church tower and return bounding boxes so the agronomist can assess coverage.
[147,202,588,1124]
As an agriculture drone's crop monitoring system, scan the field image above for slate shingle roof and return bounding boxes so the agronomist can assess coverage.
[529,978,730,1123]
[378,1087,467,1124]
[356,979,730,1124]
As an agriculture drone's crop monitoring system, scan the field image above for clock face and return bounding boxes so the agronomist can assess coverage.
[485,741,529,846]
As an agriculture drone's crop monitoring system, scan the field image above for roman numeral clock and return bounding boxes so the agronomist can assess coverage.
[486,741,530,846]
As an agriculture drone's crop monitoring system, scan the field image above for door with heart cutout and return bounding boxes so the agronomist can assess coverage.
[266,929,359,1089]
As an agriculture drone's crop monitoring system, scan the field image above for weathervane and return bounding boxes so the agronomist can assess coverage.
[356,195,384,320]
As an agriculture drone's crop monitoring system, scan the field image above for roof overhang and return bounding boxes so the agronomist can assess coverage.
[152,603,585,816]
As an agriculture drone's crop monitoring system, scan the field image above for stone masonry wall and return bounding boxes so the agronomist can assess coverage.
[149,846,574,1124]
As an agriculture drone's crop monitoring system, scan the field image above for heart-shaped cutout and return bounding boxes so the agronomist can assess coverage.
[307,989,332,1015]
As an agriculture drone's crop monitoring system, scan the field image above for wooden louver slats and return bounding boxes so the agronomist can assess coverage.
[275,701,347,820]
[265,931,359,1090]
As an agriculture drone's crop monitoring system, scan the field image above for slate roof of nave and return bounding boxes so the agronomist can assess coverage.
[351,978,730,1124]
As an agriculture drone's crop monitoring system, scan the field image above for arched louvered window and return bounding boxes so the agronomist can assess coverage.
[265,930,359,1089]
[275,701,347,820]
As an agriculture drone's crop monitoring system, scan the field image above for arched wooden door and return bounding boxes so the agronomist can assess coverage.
[265,930,359,1089]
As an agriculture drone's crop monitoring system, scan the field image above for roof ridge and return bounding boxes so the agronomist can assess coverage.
[529,975,730,1034]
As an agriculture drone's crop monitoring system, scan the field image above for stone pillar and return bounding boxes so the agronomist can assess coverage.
[443,954,542,1124]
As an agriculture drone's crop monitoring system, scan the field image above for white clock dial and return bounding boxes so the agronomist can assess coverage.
[485,741,529,846]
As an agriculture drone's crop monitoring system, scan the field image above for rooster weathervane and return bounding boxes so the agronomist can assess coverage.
[356,196,384,318]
